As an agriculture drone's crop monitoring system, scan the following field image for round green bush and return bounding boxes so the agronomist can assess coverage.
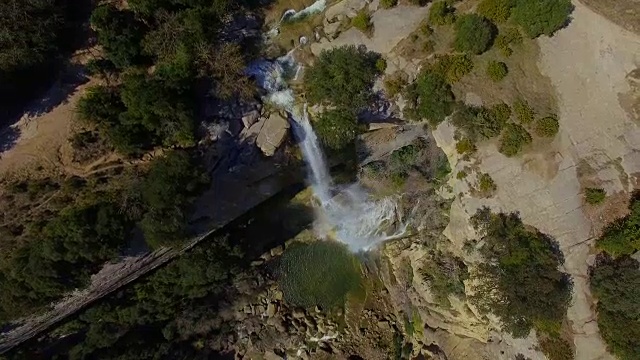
[453,14,495,55]
[487,61,508,81]
[535,116,560,137]
[499,123,532,157]
[279,241,362,309]
[380,0,398,8]
[512,0,573,38]
[429,1,456,26]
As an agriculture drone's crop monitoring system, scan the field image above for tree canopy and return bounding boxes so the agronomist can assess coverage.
[304,45,382,109]
[470,208,572,338]
[590,255,640,360]
[596,197,640,258]
[313,109,359,150]
[453,14,495,55]
[512,0,573,38]
[405,70,455,126]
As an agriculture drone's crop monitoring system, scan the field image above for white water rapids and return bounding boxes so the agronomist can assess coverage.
[247,52,406,251]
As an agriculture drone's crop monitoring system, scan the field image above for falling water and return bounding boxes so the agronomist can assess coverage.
[247,55,406,251]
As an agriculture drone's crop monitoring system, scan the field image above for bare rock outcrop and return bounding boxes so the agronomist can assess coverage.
[257,112,290,156]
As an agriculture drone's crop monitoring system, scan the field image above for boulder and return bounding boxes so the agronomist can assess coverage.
[256,112,290,156]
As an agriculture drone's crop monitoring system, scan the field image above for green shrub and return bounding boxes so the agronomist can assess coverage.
[478,173,497,193]
[420,251,468,306]
[477,0,516,23]
[490,102,512,123]
[487,61,508,81]
[384,72,408,98]
[433,154,452,183]
[351,10,372,33]
[512,0,573,38]
[380,0,398,8]
[513,98,535,124]
[451,106,507,141]
[470,208,572,338]
[595,198,640,257]
[428,1,456,26]
[390,142,425,176]
[585,188,606,205]
[539,337,574,360]
[495,27,523,57]
[405,70,455,126]
[431,54,474,83]
[304,45,382,109]
[456,170,468,179]
[535,116,560,137]
[313,109,359,150]
[499,123,532,157]
[456,137,476,155]
[453,14,495,55]
[590,255,640,360]
[279,241,362,309]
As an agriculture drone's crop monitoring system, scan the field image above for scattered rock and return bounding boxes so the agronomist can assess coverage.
[267,303,278,317]
[242,109,260,128]
[292,308,306,319]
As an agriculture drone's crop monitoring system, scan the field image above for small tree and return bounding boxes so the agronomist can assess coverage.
[90,5,147,68]
[429,1,456,26]
[453,14,495,55]
[477,0,516,23]
[304,45,381,109]
[595,198,640,258]
[405,70,455,126]
[487,61,508,81]
[535,116,560,137]
[451,106,506,141]
[490,102,512,123]
[456,137,476,155]
[313,109,359,150]
[499,123,531,157]
[478,172,497,194]
[512,0,573,38]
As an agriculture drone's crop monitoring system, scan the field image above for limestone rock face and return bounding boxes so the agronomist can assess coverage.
[242,109,260,129]
[257,112,290,156]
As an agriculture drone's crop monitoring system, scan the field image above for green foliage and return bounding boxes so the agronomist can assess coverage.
[512,0,573,38]
[456,170,468,179]
[585,188,606,205]
[279,241,362,309]
[352,10,373,33]
[313,109,359,150]
[535,116,560,137]
[431,54,474,83]
[477,0,515,23]
[429,1,456,26]
[495,27,523,56]
[595,197,640,257]
[487,61,508,81]
[376,58,388,73]
[90,5,147,68]
[405,70,455,126]
[305,45,382,109]
[470,208,572,338]
[451,106,507,141]
[478,172,497,193]
[513,98,535,124]
[384,73,408,98]
[390,143,421,175]
[453,14,495,55]
[490,102,512,123]
[456,137,476,155]
[380,0,398,8]
[499,123,532,157]
[590,255,640,360]
[140,151,209,249]
[539,337,574,360]
[420,251,468,307]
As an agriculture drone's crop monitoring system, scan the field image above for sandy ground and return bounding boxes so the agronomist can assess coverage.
[434,1,640,359]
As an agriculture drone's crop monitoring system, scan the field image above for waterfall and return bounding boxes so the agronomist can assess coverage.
[247,56,406,251]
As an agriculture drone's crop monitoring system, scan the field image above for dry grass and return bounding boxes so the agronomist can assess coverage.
[452,36,557,116]
[581,0,640,36]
